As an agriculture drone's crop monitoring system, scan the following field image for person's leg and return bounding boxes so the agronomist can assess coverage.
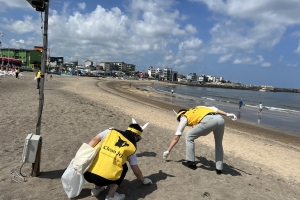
[84,171,106,196]
[213,115,225,171]
[185,116,218,162]
[37,79,40,89]
[107,184,119,197]
[107,163,128,198]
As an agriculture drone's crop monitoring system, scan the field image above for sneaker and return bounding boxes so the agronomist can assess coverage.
[182,161,197,170]
[91,187,105,197]
[105,192,125,200]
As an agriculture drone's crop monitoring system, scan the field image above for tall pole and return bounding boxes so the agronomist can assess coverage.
[36,0,49,136]
[47,48,51,72]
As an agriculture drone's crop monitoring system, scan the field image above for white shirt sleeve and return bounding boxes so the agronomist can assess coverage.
[207,106,218,112]
[175,116,187,136]
[98,129,110,139]
[127,152,138,165]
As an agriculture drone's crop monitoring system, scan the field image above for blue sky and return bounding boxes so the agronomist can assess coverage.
[0,0,299,88]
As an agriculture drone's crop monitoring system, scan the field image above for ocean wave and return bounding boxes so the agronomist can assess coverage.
[265,106,300,114]
[147,86,300,115]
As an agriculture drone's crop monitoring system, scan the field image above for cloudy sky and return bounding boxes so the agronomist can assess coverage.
[0,0,299,88]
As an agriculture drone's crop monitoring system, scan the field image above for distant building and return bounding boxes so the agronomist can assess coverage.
[85,60,93,68]
[99,61,135,72]
[49,57,64,67]
[34,46,43,52]
[186,73,197,82]
[198,74,207,83]
[0,47,43,68]
[148,66,156,78]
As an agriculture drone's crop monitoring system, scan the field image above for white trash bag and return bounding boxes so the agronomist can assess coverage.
[61,159,85,198]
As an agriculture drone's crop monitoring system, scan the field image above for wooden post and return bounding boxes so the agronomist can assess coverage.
[31,137,43,177]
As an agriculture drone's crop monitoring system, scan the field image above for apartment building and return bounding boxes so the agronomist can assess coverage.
[99,61,135,72]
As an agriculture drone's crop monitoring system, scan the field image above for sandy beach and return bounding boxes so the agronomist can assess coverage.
[0,72,299,200]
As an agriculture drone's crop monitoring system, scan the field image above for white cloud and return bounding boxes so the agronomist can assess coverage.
[233,57,252,64]
[78,2,86,10]
[192,0,300,25]
[164,55,173,61]
[0,0,31,12]
[178,37,203,51]
[287,63,298,67]
[291,31,300,37]
[253,55,264,64]
[195,0,300,55]
[2,15,40,34]
[279,55,283,61]
[185,24,198,34]
[218,54,232,63]
[295,42,300,54]
[261,62,271,67]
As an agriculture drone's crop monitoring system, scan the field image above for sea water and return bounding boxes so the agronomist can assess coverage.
[145,84,300,136]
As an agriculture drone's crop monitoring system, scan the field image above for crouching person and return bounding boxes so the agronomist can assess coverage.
[84,119,152,200]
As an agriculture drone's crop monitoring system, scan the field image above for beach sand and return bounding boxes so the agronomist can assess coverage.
[0,73,299,200]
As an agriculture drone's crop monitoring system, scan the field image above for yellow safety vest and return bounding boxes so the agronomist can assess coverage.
[184,106,216,126]
[36,71,41,78]
[87,130,136,180]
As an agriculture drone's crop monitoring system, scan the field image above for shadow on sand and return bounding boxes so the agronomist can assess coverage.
[196,156,251,176]
[74,170,175,200]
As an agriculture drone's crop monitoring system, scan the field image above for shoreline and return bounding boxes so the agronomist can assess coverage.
[104,79,300,148]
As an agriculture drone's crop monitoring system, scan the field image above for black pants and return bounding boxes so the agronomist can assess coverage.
[84,163,128,186]
[37,78,41,89]
[16,73,19,78]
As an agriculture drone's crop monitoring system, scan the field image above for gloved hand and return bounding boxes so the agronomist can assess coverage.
[226,113,237,120]
[163,150,170,159]
[143,177,152,185]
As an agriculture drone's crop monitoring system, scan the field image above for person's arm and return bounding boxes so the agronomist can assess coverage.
[217,108,237,120]
[130,164,152,184]
[88,134,101,147]
[163,117,187,159]
[216,109,227,116]
[130,165,144,182]
[88,129,110,147]
[167,135,181,152]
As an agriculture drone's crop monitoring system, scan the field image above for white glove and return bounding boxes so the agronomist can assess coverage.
[143,177,152,185]
[163,150,170,159]
[226,113,237,120]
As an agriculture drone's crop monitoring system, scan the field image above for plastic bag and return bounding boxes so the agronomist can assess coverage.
[73,143,101,175]
[34,77,37,80]
[61,159,85,198]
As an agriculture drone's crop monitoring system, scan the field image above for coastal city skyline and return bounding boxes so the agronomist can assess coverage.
[0,0,300,88]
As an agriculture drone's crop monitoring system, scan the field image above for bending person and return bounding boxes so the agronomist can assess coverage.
[84,119,152,200]
[163,106,237,174]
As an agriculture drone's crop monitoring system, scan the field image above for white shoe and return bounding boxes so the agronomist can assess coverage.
[105,192,125,200]
[91,187,105,197]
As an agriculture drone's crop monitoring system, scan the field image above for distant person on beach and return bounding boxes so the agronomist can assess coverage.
[171,89,174,94]
[163,106,237,174]
[15,67,20,79]
[239,99,243,109]
[258,102,263,113]
[36,69,41,89]
[84,119,152,200]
